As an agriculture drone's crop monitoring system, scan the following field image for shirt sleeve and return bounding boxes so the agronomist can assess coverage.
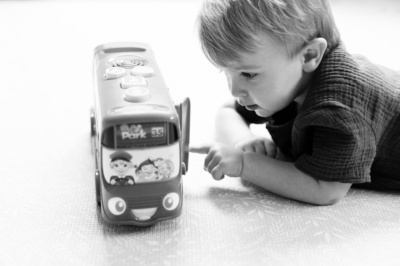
[294,108,376,183]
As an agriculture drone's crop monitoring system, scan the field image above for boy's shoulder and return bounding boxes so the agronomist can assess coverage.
[304,43,400,110]
[297,42,400,137]
[316,43,400,87]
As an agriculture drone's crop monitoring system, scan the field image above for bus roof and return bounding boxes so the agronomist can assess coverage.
[93,42,179,130]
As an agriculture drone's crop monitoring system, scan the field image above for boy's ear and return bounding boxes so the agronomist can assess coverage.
[301,38,328,73]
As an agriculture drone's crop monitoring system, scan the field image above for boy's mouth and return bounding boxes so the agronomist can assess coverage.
[245,104,259,111]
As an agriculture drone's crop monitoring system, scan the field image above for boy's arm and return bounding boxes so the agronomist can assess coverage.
[241,152,351,205]
[190,143,351,206]
[198,102,351,205]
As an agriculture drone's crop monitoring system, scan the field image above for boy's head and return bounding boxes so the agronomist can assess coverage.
[197,0,340,66]
[197,0,341,118]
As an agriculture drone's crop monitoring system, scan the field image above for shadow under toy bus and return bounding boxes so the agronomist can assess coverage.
[90,42,190,226]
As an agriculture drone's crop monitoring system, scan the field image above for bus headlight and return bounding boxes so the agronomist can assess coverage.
[163,193,180,211]
[108,197,126,215]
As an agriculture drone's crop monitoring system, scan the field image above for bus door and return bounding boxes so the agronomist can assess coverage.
[175,97,190,174]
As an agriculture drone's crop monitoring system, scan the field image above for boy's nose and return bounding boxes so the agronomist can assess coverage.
[225,73,248,102]
[229,82,248,100]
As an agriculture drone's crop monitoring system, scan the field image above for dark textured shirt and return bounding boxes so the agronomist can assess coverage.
[235,43,400,190]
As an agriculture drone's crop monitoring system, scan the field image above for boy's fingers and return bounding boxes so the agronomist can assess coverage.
[211,166,225,181]
[189,145,211,154]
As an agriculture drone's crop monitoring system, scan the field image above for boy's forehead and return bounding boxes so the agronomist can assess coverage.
[227,60,262,71]
[225,47,279,71]
[223,31,282,67]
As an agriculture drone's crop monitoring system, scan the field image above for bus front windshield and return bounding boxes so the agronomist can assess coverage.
[101,122,180,185]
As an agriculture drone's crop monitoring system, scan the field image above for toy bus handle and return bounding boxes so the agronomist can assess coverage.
[176,97,191,175]
[94,42,150,55]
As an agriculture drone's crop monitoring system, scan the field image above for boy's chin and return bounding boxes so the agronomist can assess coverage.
[255,109,271,117]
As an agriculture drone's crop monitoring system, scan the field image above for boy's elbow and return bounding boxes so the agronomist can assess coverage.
[312,181,351,206]
[313,195,343,206]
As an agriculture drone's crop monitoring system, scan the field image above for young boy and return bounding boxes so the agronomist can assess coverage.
[190,0,400,205]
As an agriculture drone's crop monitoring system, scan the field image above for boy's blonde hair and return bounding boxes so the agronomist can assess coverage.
[197,0,340,66]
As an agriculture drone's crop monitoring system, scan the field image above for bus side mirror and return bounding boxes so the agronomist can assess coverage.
[175,97,191,175]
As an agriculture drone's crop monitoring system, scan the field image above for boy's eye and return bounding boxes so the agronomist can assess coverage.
[240,72,257,80]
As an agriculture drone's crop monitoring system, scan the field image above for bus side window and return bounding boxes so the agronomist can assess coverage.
[168,124,179,143]
[102,127,115,148]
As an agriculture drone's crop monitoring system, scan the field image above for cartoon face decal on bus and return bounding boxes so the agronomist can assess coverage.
[102,123,180,185]
[109,150,135,186]
[106,153,177,184]
[102,122,180,184]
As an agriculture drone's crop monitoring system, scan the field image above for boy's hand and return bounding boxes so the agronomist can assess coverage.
[234,137,277,158]
[189,143,244,180]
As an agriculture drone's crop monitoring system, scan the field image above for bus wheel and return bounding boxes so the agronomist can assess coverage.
[95,170,101,205]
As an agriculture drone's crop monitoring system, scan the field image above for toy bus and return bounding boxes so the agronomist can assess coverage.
[90,42,190,226]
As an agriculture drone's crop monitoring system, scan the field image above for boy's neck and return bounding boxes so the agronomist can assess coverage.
[294,88,308,106]
[293,72,313,112]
